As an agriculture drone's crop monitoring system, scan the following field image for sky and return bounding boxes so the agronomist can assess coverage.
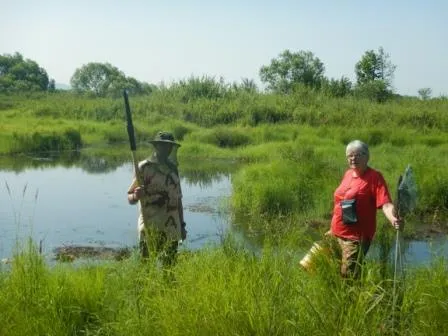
[1,0,447,96]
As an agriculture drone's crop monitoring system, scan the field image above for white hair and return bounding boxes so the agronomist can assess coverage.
[346,140,369,159]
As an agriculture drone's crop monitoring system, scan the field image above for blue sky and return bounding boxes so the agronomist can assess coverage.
[1,0,447,96]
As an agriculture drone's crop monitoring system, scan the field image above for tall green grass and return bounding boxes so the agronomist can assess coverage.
[1,238,446,335]
[1,91,447,234]
[1,91,447,154]
[231,136,448,234]
[1,89,447,334]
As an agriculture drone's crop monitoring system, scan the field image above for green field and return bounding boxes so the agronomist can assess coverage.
[1,90,447,233]
[1,89,447,335]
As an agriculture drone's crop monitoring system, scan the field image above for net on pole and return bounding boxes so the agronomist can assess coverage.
[397,165,417,217]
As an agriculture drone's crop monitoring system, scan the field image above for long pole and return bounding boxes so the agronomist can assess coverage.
[123,90,142,185]
[392,175,403,332]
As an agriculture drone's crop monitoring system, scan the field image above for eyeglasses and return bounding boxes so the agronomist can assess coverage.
[346,153,366,159]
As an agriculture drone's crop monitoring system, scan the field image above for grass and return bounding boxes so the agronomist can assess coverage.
[0,238,447,336]
[1,91,447,151]
[1,90,447,334]
[1,120,447,235]
[230,137,448,234]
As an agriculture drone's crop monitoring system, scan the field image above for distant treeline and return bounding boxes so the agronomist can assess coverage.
[0,48,441,101]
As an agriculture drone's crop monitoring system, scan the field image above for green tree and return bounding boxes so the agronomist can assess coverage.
[70,62,149,97]
[355,47,396,88]
[0,52,49,92]
[70,62,122,96]
[259,50,325,93]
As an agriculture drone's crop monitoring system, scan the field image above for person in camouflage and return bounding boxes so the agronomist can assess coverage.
[127,131,186,265]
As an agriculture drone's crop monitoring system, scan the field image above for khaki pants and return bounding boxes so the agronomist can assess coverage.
[300,235,371,278]
[335,237,371,278]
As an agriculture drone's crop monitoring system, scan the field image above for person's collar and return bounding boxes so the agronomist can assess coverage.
[351,166,369,177]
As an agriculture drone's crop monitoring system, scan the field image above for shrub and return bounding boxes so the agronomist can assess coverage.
[191,128,251,148]
[10,129,83,153]
[232,160,317,218]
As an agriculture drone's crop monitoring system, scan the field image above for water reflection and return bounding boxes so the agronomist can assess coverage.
[0,149,236,260]
[0,150,81,173]
[0,147,237,186]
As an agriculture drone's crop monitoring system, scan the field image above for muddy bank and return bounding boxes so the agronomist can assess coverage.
[53,245,132,262]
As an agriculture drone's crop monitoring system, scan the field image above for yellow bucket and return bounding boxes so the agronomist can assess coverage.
[299,242,324,271]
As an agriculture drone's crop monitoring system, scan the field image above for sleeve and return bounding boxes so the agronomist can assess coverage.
[374,172,393,209]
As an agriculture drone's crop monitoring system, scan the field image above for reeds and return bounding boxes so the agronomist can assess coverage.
[0,237,446,335]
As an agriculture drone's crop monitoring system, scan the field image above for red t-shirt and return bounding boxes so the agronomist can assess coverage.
[331,167,392,241]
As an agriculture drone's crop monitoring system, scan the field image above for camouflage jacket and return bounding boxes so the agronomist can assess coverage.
[128,157,183,241]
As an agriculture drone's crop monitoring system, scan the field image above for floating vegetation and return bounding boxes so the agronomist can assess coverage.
[53,245,132,262]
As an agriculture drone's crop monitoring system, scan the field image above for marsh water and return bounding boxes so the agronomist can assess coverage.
[1,150,447,264]
[0,151,234,260]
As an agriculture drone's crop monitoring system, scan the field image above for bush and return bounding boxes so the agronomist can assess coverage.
[191,128,251,148]
[10,129,83,153]
[248,105,292,125]
[353,80,392,103]
[232,160,317,217]
[172,125,191,141]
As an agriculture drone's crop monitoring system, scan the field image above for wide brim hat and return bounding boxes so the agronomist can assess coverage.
[149,131,181,146]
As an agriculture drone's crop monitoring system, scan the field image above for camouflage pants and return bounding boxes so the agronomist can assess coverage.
[139,228,178,267]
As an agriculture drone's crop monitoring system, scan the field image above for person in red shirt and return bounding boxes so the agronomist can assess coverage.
[329,140,400,277]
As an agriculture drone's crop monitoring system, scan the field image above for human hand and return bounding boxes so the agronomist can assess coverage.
[133,186,145,201]
[391,217,402,230]
[382,203,402,231]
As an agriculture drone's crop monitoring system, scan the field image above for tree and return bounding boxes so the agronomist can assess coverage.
[418,88,432,100]
[355,47,396,88]
[70,62,151,97]
[70,62,122,96]
[0,52,49,92]
[70,62,152,97]
[259,50,325,93]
